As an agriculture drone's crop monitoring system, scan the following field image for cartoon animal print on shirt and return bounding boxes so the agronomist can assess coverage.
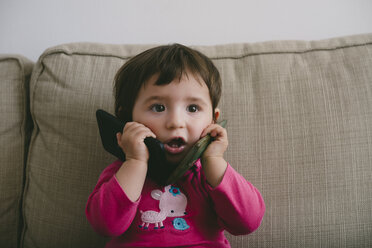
[139,185,188,230]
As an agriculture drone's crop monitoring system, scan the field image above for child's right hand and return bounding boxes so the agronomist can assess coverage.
[116,122,156,164]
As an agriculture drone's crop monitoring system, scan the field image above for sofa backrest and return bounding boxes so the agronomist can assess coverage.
[1,33,372,248]
[0,55,33,248]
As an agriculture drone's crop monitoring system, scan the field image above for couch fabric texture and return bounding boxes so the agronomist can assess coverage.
[0,33,372,248]
[0,55,33,248]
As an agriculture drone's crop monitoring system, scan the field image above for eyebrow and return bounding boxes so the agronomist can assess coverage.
[143,95,209,106]
[185,96,209,105]
[143,96,164,104]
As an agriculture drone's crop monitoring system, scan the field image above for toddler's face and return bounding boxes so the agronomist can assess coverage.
[132,73,217,165]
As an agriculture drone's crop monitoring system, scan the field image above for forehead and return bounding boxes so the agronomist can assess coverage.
[145,70,205,87]
[137,73,211,104]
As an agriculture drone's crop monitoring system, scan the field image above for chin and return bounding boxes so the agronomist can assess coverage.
[165,154,184,166]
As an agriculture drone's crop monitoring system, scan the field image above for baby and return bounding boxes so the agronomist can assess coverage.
[86,44,265,247]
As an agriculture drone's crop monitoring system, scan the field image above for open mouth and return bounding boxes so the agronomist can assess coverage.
[164,137,186,154]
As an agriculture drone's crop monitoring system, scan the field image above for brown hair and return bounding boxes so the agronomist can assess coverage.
[114,43,221,122]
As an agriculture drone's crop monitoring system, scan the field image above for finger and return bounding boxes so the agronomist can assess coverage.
[210,130,218,138]
[123,122,139,133]
[116,132,121,143]
[201,124,214,137]
[133,125,156,139]
[124,123,156,141]
[201,124,223,137]
[138,129,157,141]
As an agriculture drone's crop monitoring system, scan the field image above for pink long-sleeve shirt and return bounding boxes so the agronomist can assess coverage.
[86,159,265,247]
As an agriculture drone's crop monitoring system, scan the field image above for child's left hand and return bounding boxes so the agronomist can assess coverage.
[200,123,228,160]
[200,124,229,187]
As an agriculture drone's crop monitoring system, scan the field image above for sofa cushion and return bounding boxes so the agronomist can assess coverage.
[22,34,372,247]
[0,55,33,248]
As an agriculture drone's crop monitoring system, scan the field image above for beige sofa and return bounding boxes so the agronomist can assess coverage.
[1,33,372,248]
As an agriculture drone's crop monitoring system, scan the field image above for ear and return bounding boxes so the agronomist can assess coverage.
[213,108,220,123]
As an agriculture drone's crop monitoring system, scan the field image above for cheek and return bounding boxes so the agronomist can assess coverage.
[132,114,160,134]
[193,119,213,139]
[142,120,161,134]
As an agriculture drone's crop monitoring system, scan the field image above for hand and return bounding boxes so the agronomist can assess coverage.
[116,122,156,164]
[200,123,228,160]
[200,124,229,187]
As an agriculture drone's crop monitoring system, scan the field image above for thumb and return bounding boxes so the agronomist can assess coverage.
[116,132,122,145]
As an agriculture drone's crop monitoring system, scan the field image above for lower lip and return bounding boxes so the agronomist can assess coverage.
[164,144,185,154]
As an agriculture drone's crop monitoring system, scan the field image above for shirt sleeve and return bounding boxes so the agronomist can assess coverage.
[204,163,265,235]
[85,160,140,237]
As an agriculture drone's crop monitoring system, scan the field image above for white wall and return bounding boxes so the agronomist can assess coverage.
[1,0,372,61]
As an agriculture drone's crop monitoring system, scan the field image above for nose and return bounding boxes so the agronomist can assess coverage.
[166,109,185,129]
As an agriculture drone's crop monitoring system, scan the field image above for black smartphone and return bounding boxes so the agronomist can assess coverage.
[96,109,227,186]
[96,109,173,185]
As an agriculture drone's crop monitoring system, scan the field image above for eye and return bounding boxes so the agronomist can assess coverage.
[151,104,165,112]
[187,104,199,113]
